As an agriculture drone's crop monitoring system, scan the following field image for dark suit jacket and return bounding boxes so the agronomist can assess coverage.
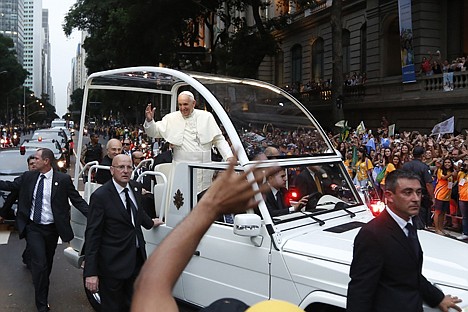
[347,209,444,312]
[0,170,88,241]
[84,180,154,280]
[94,155,112,184]
[264,188,290,217]
[294,169,320,199]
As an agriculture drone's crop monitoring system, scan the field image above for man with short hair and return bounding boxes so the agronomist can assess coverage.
[84,154,162,311]
[80,133,103,182]
[80,133,103,166]
[0,148,88,312]
[94,138,122,184]
[402,146,434,229]
[264,170,309,216]
[122,138,133,157]
[347,170,462,312]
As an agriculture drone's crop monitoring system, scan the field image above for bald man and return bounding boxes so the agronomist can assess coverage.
[95,138,123,184]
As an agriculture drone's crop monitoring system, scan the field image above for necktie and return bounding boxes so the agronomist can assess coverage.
[405,222,420,256]
[276,190,285,210]
[123,188,133,217]
[33,174,45,224]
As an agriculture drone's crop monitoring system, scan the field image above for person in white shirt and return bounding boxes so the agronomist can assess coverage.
[143,91,234,191]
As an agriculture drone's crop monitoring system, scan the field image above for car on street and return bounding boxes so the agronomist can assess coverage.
[0,147,36,223]
[21,139,68,172]
[31,128,72,164]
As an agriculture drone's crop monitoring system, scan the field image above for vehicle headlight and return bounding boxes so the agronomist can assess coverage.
[57,160,65,168]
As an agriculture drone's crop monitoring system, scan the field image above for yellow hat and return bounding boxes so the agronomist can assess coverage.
[246,300,304,312]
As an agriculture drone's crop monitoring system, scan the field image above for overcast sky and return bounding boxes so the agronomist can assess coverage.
[43,0,80,117]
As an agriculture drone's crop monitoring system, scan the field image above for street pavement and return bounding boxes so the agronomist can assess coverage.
[0,133,197,311]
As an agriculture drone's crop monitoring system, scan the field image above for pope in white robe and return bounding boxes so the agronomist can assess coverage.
[143,91,233,192]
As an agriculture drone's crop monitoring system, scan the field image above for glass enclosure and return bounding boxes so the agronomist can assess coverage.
[86,69,335,162]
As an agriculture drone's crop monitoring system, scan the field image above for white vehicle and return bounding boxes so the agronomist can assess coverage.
[51,118,67,128]
[65,67,468,311]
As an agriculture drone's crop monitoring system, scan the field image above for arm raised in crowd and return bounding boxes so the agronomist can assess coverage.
[131,159,278,312]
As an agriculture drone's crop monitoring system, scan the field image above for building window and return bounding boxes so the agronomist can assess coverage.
[291,44,302,86]
[360,23,367,74]
[384,17,401,77]
[275,50,284,87]
[311,38,324,82]
[342,29,350,74]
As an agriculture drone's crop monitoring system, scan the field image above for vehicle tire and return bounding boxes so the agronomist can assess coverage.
[83,276,101,311]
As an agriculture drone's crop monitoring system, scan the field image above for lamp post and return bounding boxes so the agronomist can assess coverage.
[23,98,41,127]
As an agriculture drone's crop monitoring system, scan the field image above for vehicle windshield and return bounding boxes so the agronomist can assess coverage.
[0,150,34,175]
[86,69,334,161]
[22,141,61,154]
[32,131,65,142]
[191,76,334,160]
[264,161,362,224]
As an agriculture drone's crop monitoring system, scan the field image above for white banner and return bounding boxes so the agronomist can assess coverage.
[431,116,454,135]
[388,124,395,137]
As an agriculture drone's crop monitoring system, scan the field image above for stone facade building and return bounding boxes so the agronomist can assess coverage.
[256,0,468,133]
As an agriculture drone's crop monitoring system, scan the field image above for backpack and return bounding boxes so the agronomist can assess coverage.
[376,165,388,184]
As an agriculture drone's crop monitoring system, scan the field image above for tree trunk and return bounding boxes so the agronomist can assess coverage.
[330,0,345,122]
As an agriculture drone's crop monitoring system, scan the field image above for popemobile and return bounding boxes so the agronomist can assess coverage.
[65,67,468,311]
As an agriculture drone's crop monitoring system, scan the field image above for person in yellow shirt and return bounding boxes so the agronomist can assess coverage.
[355,147,374,188]
[457,159,468,240]
[380,154,401,191]
[344,151,355,179]
[434,158,457,235]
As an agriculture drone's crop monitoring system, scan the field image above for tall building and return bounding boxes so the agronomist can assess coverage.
[0,0,24,64]
[41,8,53,106]
[23,0,42,96]
[69,31,87,110]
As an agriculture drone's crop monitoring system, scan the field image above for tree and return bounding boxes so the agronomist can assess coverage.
[63,0,292,78]
[0,34,29,123]
[64,0,207,74]
[330,0,345,122]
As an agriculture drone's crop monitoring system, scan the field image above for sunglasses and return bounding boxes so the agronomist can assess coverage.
[133,156,145,160]
[123,143,131,146]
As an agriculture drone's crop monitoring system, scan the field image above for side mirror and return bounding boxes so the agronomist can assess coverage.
[233,214,262,237]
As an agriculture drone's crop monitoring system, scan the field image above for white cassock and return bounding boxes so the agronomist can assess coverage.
[143,109,233,192]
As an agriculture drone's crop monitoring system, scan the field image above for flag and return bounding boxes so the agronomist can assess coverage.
[356,121,366,135]
[431,116,454,135]
[388,124,395,137]
[335,120,350,142]
[335,120,347,128]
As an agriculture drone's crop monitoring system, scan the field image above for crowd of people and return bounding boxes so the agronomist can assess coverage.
[283,71,367,95]
[419,50,468,91]
[328,118,468,240]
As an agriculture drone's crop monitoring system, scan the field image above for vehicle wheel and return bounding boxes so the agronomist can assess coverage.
[83,276,101,311]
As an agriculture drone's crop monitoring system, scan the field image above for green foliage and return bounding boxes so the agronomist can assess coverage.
[69,88,84,113]
[63,0,294,121]
[0,35,28,95]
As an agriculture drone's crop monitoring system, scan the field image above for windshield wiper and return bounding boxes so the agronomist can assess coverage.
[301,212,325,226]
[335,202,355,218]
